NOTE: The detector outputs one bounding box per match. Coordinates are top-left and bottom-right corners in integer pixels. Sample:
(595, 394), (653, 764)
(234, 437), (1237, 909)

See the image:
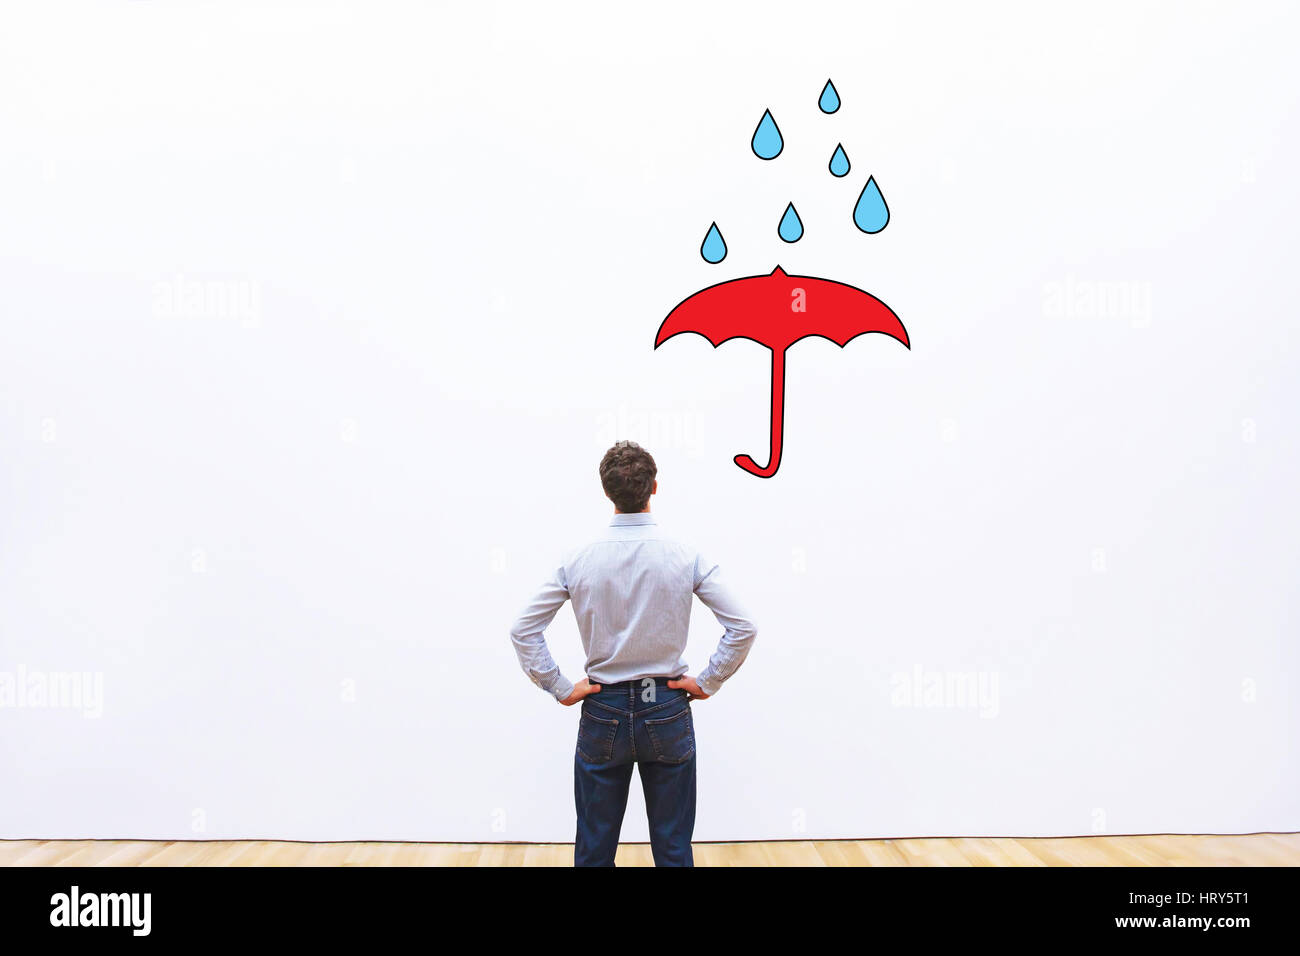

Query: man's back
(510, 513), (756, 700)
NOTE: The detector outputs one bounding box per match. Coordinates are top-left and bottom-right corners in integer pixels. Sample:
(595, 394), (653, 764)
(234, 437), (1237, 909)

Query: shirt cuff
(550, 676), (575, 702)
(697, 672), (721, 697)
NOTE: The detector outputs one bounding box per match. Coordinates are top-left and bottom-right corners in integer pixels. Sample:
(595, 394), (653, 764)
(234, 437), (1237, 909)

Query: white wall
(1, 0), (1296, 841)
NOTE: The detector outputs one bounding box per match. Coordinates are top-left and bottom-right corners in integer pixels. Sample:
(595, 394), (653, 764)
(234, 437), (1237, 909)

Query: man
(509, 440), (758, 866)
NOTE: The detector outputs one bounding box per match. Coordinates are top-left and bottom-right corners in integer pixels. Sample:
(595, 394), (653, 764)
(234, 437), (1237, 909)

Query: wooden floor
(2, 834), (1296, 866)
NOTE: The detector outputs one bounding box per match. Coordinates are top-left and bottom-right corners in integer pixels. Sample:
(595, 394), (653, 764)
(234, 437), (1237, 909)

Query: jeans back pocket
(577, 708), (619, 764)
(645, 705), (695, 765)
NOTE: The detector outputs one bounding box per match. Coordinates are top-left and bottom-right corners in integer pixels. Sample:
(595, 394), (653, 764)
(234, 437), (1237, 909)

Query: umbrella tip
(771, 264), (787, 277)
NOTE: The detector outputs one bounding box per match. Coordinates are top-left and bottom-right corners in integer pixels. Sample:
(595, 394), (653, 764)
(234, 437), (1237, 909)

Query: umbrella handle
(734, 347), (786, 478)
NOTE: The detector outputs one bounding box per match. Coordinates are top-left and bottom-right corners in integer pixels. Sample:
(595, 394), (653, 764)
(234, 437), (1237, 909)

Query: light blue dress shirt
(509, 513), (758, 702)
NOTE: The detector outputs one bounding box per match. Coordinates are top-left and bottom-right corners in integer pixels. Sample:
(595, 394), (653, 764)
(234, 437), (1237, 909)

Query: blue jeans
(574, 677), (696, 867)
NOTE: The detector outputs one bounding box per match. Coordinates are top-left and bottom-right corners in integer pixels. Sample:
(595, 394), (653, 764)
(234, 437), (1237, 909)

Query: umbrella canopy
(655, 265), (909, 477)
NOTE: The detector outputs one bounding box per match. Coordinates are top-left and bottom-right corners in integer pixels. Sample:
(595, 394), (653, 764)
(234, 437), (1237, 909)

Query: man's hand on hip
(560, 678), (601, 706)
(668, 675), (710, 700)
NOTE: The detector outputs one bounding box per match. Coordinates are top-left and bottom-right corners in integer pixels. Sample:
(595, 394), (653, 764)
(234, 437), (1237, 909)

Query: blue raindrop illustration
(829, 143), (850, 177)
(819, 79), (840, 114)
(700, 222), (727, 263)
(853, 176), (889, 233)
(751, 109), (783, 160)
(778, 202), (803, 243)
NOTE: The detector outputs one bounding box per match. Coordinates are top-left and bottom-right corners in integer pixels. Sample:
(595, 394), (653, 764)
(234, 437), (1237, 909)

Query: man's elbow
(508, 622), (532, 650)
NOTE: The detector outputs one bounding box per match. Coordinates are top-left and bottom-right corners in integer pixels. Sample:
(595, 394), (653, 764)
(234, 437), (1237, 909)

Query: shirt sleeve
(509, 562), (575, 702)
(692, 552), (758, 696)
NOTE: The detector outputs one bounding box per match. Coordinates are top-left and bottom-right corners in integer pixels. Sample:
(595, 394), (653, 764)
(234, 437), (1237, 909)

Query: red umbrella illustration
(655, 265), (909, 477)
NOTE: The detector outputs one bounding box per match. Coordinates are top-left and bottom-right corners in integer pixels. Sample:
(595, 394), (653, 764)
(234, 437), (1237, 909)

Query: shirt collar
(609, 513), (657, 527)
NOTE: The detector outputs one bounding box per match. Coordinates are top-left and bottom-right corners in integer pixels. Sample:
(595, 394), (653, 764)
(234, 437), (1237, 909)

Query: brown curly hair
(599, 441), (657, 513)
